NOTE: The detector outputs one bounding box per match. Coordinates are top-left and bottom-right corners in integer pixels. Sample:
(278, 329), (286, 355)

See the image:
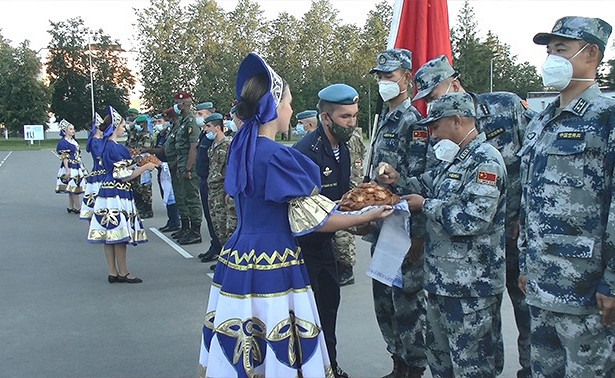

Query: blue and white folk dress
(86, 140), (147, 245)
(55, 138), (87, 194)
(200, 137), (336, 378)
(80, 137), (106, 219)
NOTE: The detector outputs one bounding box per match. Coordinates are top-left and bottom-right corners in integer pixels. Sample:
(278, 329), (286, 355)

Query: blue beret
(296, 110), (318, 120)
(318, 84), (359, 105)
(196, 102), (214, 111)
(204, 112), (223, 123)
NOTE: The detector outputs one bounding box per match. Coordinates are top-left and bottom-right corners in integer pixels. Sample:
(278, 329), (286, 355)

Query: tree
(0, 33), (49, 135)
(451, 0), (541, 98)
(136, 0), (198, 112)
(47, 17), (135, 129)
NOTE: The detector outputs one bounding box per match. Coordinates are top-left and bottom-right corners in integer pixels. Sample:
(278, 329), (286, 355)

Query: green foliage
(46, 17), (135, 130)
(451, 0), (542, 98)
(136, 0), (392, 129)
(0, 33), (49, 135)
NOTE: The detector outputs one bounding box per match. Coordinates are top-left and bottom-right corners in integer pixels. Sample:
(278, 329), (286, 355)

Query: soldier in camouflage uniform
(518, 17), (615, 377)
(334, 126), (365, 286)
(412, 55), (535, 377)
(128, 114), (155, 218)
(203, 113), (236, 248)
(369, 48), (430, 378)
(173, 92), (203, 245)
(387, 93), (507, 378)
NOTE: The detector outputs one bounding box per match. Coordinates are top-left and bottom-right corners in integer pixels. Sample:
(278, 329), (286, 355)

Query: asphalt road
(0, 149), (521, 377)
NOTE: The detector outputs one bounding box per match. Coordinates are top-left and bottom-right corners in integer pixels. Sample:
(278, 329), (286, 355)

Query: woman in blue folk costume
(80, 113), (106, 220)
(87, 106), (159, 284)
(55, 119), (88, 213)
(198, 53), (393, 378)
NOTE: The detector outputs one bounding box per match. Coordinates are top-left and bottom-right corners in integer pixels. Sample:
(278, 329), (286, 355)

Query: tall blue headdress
(58, 119), (72, 137)
(224, 52), (283, 197)
(103, 106), (123, 139)
(86, 112), (103, 153)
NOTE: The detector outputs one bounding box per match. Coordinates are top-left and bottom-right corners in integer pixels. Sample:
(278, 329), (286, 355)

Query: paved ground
(0, 150), (521, 377)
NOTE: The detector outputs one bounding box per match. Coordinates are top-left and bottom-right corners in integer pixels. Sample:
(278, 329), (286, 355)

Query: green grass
(0, 138), (88, 151)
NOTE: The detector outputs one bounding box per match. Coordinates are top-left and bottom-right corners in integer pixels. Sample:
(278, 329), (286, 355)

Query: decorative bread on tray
(338, 182), (400, 211)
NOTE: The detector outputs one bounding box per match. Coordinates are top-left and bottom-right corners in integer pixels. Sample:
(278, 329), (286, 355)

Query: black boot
(179, 222), (202, 245)
(172, 219), (190, 239)
(159, 203), (180, 232)
(338, 263), (355, 286)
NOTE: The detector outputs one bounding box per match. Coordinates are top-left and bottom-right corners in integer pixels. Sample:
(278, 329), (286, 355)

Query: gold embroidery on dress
(95, 208), (121, 227)
(217, 247), (304, 271)
(267, 310), (321, 367)
(217, 317), (266, 376)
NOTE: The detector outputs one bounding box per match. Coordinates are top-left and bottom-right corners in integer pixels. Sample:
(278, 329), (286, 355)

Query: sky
(0, 0), (614, 86)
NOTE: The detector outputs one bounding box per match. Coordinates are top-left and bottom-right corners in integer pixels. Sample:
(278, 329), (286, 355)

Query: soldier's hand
(406, 238), (424, 264)
(402, 194), (425, 212)
(144, 162), (157, 171)
(376, 162), (399, 186)
(183, 171), (192, 180)
(596, 293), (615, 326)
(518, 275), (528, 295)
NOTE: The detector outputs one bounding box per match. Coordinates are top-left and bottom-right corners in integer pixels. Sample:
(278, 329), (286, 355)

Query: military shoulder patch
(413, 130), (429, 141)
(188, 126), (193, 135)
(477, 170), (497, 186)
(557, 131), (584, 140)
(521, 100), (530, 110)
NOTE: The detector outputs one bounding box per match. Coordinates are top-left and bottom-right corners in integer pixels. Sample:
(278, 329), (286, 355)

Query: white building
(527, 89), (615, 111)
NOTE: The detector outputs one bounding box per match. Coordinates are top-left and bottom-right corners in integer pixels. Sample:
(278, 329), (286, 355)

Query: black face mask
(326, 113), (354, 143)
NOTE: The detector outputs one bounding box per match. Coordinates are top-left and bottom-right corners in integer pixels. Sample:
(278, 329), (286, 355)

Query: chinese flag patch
(521, 100), (530, 110)
(413, 130), (428, 141)
(477, 170), (497, 185)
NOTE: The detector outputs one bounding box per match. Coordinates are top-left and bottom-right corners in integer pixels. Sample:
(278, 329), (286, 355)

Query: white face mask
(433, 139), (460, 163)
(195, 116), (205, 127)
(154, 124), (163, 132)
(433, 126), (476, 162)
(378, 73), (408, 102)
(540, 44), (593, 90)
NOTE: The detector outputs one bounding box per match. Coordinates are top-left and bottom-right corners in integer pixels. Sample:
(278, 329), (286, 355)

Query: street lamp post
(87, 32), (95, 120)
(490, 58), (494, 93)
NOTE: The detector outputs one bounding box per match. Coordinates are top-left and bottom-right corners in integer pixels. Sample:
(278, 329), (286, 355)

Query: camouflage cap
(369, 48), (412, 74)
(534, 16), (612, 53)
(412, 55), (455, 101)
(418, 93), (475, 125)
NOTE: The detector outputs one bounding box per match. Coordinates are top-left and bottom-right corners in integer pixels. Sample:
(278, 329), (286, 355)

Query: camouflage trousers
(425, 293), (502, 378)
(131, 178), (152, 216)
(333, 230), (356, 267)
(372, 245), (427, 372)
(494, 238), (530, 377)
(529, 306), (615, 378)
(177, 168), (202, 223)
(208, 186), (237, 245)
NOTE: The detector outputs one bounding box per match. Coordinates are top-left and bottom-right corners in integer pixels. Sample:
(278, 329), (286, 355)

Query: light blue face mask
(164, 121), (171, 128)
(154, 124), (163, 132)
(206, 131), (216, 140)
(173, 104), (181, 115)
(296, 123), (305, 135)
(135, 124), (143, 132)
(195, 116), (205, 127)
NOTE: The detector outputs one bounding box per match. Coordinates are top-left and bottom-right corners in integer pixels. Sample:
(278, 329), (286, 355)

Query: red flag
(387, 0), (452, 116)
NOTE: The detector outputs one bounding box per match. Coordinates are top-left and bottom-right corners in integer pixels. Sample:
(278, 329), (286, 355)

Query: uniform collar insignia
(323, 166), (332, 176)
(572, 98), (589, 114)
